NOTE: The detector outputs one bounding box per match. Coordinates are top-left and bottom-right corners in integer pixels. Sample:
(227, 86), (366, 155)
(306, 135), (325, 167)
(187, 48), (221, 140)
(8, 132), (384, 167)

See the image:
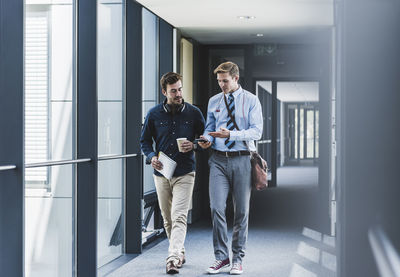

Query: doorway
(256, 81), (319, 188)
(286, 103), (319, 165)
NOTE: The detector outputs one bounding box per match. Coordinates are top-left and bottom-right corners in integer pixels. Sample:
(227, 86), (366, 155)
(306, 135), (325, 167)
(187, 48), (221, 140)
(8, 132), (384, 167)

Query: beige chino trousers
(153, 172), (195, 264)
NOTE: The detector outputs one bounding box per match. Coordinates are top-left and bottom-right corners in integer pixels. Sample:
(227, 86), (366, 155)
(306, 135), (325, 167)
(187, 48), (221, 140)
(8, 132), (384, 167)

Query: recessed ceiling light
(237, 15), (256, 20)
(256, 33), (264, 37)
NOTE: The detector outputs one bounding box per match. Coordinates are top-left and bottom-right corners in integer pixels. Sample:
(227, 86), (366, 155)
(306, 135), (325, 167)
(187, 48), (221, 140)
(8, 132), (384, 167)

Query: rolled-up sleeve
(202, 99), (216, 143)
(229, 95), (263, 141)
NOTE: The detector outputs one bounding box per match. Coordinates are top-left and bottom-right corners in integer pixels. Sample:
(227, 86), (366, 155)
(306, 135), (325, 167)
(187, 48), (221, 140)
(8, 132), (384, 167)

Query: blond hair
(213, 61), (239, 77)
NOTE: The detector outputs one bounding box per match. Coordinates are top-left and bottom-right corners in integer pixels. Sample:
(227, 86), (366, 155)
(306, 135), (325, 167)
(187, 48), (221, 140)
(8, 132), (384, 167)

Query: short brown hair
(213, 61), (239, 77)
(160, 72), (183, 91)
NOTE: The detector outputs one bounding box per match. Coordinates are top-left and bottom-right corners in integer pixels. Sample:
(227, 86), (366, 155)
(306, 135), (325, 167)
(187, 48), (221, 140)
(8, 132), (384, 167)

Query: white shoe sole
(230, 270), (243, 275)
(207, 264), (230, 274)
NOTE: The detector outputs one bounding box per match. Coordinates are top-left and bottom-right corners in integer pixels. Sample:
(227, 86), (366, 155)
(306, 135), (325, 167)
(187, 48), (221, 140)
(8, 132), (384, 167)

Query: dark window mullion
(297, 104), (300, 162)
(0, 1), (24, 276)
(271, 81), (277, 187)
(76, 0), (98, 276)
(126, 0), (143, 254)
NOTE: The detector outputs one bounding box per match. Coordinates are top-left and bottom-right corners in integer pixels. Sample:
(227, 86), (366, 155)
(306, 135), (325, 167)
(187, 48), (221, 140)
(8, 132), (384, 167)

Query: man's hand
(208, 127), (230, 138)
(180, 140), (194, 153)
(198, 135), (212, 149)
(151, 156), (163, 170)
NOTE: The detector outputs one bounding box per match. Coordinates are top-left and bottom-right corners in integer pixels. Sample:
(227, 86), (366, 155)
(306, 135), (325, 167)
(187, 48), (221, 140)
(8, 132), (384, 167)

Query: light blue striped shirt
(203, 86), (263, 152)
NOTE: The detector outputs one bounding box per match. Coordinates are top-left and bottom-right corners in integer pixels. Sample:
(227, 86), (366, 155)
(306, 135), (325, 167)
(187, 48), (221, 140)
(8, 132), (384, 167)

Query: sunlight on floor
(289, 263), (318, 277)
(297, 241), (320, 263)
(302, 227), (322, 242)
(289, 227), (337, 276)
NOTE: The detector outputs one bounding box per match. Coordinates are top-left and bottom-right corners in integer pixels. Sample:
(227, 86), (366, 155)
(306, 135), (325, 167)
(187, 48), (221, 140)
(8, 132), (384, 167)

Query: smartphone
(194, 138), (208, 143)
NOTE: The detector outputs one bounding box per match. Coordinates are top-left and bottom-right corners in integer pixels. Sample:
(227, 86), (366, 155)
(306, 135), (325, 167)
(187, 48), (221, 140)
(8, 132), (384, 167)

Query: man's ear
(162, 89), (167, 96)
(234, 75), (239, 82)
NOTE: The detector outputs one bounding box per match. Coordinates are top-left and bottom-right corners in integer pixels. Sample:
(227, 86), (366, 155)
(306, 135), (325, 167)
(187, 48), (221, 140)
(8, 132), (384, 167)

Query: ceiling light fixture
(256, 33), (264, 37)
(237, 15), (256, 20)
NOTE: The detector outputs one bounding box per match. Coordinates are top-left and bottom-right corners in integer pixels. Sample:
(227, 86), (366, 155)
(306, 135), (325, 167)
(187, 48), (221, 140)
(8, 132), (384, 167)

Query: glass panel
(255, 81), (272, 180)
(142, 8), (158, 194)
(295, 108), (298, 159)
(25, 164), (74, 277)
(97, 0), (125, 268)
(98, 102), (123, 156)
(25, 1), (75, 276)
(97, 159), (124, 267)
(142, 9), (158, 102)
(300, 108), (304, 159)
(25, 3), (74, 189)
(307, 110), (315, 158)
(276, 82), (319, 187)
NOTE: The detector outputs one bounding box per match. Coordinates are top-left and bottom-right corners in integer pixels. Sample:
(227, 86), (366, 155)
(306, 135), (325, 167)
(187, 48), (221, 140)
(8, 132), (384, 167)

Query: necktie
(225, 93), (235, 149)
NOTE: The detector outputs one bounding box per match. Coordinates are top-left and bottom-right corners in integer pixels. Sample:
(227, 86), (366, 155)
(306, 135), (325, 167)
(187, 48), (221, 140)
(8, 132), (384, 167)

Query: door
(286, 104), (319, 165)
(256, 82), (273, 183)
(276, 82), (319, 188)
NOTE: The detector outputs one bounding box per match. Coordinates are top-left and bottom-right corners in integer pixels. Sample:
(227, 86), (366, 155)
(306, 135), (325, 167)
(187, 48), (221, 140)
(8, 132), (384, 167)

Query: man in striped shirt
(198, 62), (263, 275)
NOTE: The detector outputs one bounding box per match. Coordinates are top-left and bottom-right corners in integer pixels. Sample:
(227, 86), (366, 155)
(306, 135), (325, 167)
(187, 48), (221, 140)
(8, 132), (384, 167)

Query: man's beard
(168, 99), (183, 114)
(171, 100), (182, 107)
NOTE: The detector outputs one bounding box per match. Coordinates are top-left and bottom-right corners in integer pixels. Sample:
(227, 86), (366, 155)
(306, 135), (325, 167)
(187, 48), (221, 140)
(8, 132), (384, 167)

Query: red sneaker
(206, 258), (230, 274)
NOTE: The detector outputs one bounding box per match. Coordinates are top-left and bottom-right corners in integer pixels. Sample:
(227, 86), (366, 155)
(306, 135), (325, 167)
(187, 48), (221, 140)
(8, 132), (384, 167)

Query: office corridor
(105, 169), (335, 277)
(2, 0), (400, 276)
(105, 220), (336, 277)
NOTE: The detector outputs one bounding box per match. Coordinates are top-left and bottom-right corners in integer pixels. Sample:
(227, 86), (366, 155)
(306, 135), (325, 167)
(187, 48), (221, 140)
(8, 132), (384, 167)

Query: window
(24, 2), (75, 276)
(25, 7), (50, 188)
(142, 8), (159, 194)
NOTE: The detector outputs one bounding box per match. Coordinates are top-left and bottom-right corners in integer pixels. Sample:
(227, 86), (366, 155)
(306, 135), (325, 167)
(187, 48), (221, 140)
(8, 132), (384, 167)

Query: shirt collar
(225, 85), (242, 98)
(162, 98), (186, 113)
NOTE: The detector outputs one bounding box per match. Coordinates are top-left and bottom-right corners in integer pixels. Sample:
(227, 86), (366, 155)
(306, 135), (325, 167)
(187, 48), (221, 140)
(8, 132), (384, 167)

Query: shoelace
(232, 263), (241, 270)
(211, 260), (223, 268)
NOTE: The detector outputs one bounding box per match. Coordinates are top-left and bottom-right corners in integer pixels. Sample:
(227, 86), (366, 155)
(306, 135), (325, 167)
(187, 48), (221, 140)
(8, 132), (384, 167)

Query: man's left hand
(180, 140), (194, 153)
(208, 127), (230, 138)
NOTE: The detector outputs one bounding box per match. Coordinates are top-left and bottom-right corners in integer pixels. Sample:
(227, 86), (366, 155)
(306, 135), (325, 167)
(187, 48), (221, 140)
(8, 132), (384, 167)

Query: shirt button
(173, 121), (176, 124)
(172, 132), (175, 134)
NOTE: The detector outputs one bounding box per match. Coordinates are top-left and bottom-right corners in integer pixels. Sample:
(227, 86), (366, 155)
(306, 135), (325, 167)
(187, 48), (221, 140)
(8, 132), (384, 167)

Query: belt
(213, 149), (250, 157)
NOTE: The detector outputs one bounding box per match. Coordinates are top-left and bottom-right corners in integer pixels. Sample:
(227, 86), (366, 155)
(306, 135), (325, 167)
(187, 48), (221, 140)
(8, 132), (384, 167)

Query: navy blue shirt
(140, 100), (205, 177)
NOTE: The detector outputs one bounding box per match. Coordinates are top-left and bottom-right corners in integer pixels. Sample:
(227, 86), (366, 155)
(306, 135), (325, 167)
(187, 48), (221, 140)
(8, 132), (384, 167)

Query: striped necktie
(225, 93), (235, 149)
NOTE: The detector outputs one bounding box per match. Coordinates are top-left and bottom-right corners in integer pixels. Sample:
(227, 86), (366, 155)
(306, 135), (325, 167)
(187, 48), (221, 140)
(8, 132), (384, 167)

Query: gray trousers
(208, 152), (252, 263)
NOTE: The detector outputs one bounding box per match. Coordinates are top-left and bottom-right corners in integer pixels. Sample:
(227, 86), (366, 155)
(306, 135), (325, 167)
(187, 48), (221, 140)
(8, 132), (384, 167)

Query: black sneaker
(177, 254), (186, 268)
(166, 261), (179, 274)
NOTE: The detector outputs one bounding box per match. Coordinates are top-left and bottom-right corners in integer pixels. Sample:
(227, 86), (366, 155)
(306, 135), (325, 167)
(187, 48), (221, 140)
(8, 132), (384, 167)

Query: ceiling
(257, 81), (319, 102)
(136, 0), (334, 44)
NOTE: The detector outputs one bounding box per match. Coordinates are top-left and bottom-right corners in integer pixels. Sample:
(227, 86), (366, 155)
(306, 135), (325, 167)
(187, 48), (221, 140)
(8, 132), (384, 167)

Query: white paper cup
(176, 138), (187, 152)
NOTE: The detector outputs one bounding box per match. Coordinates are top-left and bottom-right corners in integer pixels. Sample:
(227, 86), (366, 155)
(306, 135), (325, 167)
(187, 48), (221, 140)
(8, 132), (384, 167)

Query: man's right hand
(198, 135), (212, 149)
(151, 156), (163, 170)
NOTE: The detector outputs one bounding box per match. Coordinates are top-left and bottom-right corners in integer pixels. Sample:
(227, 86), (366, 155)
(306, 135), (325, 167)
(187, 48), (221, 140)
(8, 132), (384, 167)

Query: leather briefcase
(250, 151), (268, 191)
